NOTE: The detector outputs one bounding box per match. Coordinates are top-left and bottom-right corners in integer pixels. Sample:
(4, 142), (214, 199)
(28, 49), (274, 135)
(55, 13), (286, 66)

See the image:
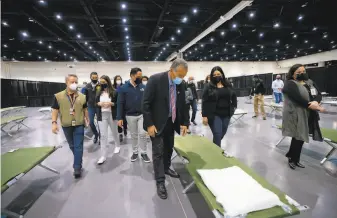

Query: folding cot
(38, 107), (52, 118)
(173, 135), (308, 218)
(1, 146), (61, 218)
(264, 102), (283, 114)
(229, 109), (247, 126)
(0, 106), (26, 117)
(275, 126), (337, 164)
(1, 116), (29, 137)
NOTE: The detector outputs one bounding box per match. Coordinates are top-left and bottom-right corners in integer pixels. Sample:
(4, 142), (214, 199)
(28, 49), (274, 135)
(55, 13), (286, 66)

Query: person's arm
(116, 87), (126, 120)
(260, 82), (266, 95)
(283, 81), (310, 108)
(312, 81), (322, 103)
(231, 91), (238, 108)
(201, 85), (210, 117)
(272, 81), (277, 92)
(51, 96), (59, 121)
(142, 76), (155, 128)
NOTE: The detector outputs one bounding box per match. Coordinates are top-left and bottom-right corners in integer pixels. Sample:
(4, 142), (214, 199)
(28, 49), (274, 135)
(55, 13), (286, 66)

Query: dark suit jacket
(142, 71), (189, 135)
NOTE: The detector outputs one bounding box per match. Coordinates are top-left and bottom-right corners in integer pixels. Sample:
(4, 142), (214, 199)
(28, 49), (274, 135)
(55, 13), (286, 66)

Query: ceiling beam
(147, 0), (170, 49)
(80, 0), (119, 60)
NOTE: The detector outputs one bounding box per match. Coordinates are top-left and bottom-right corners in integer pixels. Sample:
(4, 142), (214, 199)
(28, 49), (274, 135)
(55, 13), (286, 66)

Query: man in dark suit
(142, 59), (189, 199)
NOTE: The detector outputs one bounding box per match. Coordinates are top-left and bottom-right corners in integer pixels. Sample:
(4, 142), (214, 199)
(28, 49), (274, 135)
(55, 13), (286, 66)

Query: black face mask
(91, 79), (98, 84)
(212, 76), (222, 83)
(101, 83), (108, 89)
(296, 73), (308, 81)
(134, 77), (142, 85)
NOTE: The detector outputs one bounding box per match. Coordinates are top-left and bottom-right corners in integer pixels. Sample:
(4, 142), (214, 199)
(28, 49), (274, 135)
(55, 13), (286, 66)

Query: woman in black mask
(202, 66), (237, 147)
(282, 64), (325, 169)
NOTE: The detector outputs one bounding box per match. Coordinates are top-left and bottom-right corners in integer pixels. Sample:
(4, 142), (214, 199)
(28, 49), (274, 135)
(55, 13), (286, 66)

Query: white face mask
(142, 81), (148, 85)
(116, 80), (121, 85)
(69, 83), (78, 91)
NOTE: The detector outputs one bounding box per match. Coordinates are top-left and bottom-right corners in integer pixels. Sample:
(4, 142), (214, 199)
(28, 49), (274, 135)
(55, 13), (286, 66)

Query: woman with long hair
(96, 75), (120, 164)
(282, 64), (325, 169)
(113, 75), (128, 141)
(202, 66), (237, 147)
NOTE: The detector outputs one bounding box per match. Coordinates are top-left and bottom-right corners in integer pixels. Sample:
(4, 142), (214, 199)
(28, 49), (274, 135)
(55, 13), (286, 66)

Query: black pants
(185, 103), (191, 128)
(151, 118), (174, 184)
(286, 138), (304, 163)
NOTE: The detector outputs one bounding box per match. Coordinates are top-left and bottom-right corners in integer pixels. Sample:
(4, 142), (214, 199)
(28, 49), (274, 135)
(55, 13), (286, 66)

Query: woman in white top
(95, 75), (120, 165)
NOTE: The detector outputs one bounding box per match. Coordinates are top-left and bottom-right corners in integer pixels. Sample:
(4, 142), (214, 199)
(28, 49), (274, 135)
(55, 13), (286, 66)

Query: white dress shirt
(272, 79), (284, 93)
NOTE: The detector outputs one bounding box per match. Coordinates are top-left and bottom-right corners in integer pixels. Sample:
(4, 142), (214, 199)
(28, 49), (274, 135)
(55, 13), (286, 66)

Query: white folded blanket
(197, 166), (283, 217)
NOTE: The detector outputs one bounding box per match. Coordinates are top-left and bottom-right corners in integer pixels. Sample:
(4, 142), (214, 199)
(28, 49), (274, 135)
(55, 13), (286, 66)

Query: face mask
(277, 78), (280, 80)
(142, 81), (148, 85)
(69, 83), (77, 91)
(173, 77), (183, 85)
(101, 83), (108, 89)
(189, 80), (194, 84)
(91, 79), (98, 84)
(134, 77), (142, 85)
(212, 76), (222, 83)
(296, 73), (308, 81)
(116, 80), (121, 85)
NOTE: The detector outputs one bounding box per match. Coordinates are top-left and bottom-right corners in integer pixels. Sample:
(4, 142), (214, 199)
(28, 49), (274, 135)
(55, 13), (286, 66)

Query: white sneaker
(97, 156), (106, 165)
(114, 147), (121, 154)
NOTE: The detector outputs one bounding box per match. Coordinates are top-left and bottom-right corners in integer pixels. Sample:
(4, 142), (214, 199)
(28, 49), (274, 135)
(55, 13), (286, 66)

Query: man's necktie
(170, 84), (176, 123)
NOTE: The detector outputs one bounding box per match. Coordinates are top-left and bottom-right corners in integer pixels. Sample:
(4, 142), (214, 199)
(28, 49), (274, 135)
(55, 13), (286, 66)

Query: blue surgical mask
(173, 77), (183, 85)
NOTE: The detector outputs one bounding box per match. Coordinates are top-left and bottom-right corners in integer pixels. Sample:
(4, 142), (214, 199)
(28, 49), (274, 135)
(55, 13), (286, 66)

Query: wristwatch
(52, 121), (57, 124)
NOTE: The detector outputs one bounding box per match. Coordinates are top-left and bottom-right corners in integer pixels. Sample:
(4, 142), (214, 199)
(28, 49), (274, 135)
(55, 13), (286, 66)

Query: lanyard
(66, 93), (77, 109)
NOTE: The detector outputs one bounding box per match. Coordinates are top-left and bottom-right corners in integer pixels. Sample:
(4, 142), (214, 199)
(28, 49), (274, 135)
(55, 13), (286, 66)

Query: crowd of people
(51, 59), (325, 199)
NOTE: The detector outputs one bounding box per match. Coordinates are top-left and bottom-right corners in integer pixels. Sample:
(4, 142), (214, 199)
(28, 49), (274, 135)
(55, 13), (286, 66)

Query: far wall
(1, 61), (283, 84)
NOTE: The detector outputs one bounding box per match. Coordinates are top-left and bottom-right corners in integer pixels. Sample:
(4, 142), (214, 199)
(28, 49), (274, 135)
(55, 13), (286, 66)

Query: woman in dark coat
(282, 64), (325, 169)
(202, 66), (237, 147)
(113, 75), (128, 141)
(96, 75), (120, 165)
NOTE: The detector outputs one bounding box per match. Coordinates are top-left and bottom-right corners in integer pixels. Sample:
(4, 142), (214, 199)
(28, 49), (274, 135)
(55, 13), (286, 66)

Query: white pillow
(197, 166), (283, 217)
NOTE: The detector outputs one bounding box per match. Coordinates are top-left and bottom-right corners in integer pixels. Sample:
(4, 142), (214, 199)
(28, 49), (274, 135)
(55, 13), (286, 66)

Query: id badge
(70, 108), (74, 115)
(71, 120), (76, 126)
(310, 88), (317, 96)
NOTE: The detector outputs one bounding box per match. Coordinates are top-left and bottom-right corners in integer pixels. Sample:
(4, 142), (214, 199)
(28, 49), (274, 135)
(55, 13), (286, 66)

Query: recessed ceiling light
(297, 50), (300, 53)
(251, 48), (254, 52)
(232, 23), (237, 29)
(259, 32), (264, 37)
(276, 40), (280, 44)
(221, 31), (225, 36)
(124, 27), (128, 31)
(21, 31), (28, 37)
(56, 14), (62, 20)
(122, 18), (127, 23)
(319, 49), (322, 52)
(57, 50), (60, 53)
(275, 49), (278, 52)
(177, 29), (181, 34)
(194, 48), (197, 51)
(77, 34), (81, 38)
(249, 12), (255, 18)
(189, 51), (191, 54)
(304, 40), (308, 43)
(127, 48), (129, 50)
(89, 46), (92, 49)
(126, 43), (129, 46)
(94, 51), (97, 53)
(163, 47), (166, 50)
(126, 35), (129, 39)
(3, 44), (8, 48)
(323, 34), (328, 38)
(260, 45), (264, 49)
(293, 34), (297, 38)
(38, 56), (41, 59)
(298, 15), (303, 20)
(273, 22), (280, 28)
(310, 45), (314, 49)
(182, 16), (188, 23)
(166, 43), (169, 47)
(64, 53), (67, 56)
(69, 25), (74, 30)
(232, 45), (235, 48)
(193, 8), (198, 14)
(48, 45), (52, 49)
(28, 52), (31, 56)
(38, 40), (43, 44)
(2, 21), (8, 26)
(210, 38), (214, 42)
(234, 54), (236, 57)
(224, 48), (227, 51)
(171, 37), (175, 41)
(121, 3), (127, 9)
(38, 0), (46, 4)
(331, 41), (335, 44)
(312, 27), (317, 31)
(200, 44), (204, 47)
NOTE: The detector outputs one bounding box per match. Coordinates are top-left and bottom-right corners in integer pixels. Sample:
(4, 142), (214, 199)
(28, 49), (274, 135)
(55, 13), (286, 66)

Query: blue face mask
(173, 77), (183, 85)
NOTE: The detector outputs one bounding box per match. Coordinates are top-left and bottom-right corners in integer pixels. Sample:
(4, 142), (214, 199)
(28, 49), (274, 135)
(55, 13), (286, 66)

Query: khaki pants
(254, 94), (266, 117)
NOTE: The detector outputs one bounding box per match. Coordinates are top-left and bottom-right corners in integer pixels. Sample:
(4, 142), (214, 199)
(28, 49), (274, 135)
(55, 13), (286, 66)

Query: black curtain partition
(306, 65), (337, 96)
(1, 79), (66, 108)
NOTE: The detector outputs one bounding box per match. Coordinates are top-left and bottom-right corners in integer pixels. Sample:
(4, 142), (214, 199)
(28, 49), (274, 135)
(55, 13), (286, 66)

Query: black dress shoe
(165, 168), (180, 178)
(93, 136), (99, 144)
(288, 162), (296, 170)
(73, 168), (82, 179)
(157, 182), (167, 199)
(296, 162), (305, 168)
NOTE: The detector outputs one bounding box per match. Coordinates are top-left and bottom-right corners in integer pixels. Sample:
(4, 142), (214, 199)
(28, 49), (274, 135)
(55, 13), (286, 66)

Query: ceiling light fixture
(38, 40), (43, 44)
(38, 0), (46, 5)
(304, 40), (308, 43)
(193, 8), (198, 14)
(232, 45), (235, 48)
(122, 18), (127, 23)
(182, 16), (188, 23)
(124, 27), (128, 31)
(48, 45), (52, 49)
(293, 34), (297, 38)
(177, 29), (181, 34)
(276, 40), (280, 44)
(77, 34), (81, 38)
(200, 44), (204, 47)
(89, 46), (92, 49)
(166, 43), (169, 47)
(171, 37), (175, 41)
(21, 31), (29, 37)
(126, 35), (129, 39)
(298, 15), (303, 20)
(273, 22), (280, 28)
(85, 42), (88, 45)
(312, 27), (317, 31)
(69, 25), (74, 30)
(121, 3), (127, 9)
(2, 21), (8, 26)
(56, 14), (62, 20)
(259, 32), (264, 37)
(38, 56), (41, 59)
(28, 52), (31, 56)
(3, 44), (8, 48)
(249, 12), (255, 18)
(232, 23), (237, 29)
(57, 50), (60, 53)
(323, 34), (328, 38)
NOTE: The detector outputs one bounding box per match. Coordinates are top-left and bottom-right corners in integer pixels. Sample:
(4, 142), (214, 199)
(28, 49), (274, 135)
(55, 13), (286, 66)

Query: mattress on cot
(1, 146), (56, 193)
(320, 129), (337, 144)
(1, 116), (26, 126)
(174, 136), (300, 218)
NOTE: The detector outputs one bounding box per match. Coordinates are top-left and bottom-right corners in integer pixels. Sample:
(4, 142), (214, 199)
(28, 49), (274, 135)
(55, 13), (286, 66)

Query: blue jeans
(209, 116), (230, 147)
(190, 99), (198, 122)
(62, 125), (84, 169)
(88, 107), (99, 138)
(274, 92), (283, 103)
